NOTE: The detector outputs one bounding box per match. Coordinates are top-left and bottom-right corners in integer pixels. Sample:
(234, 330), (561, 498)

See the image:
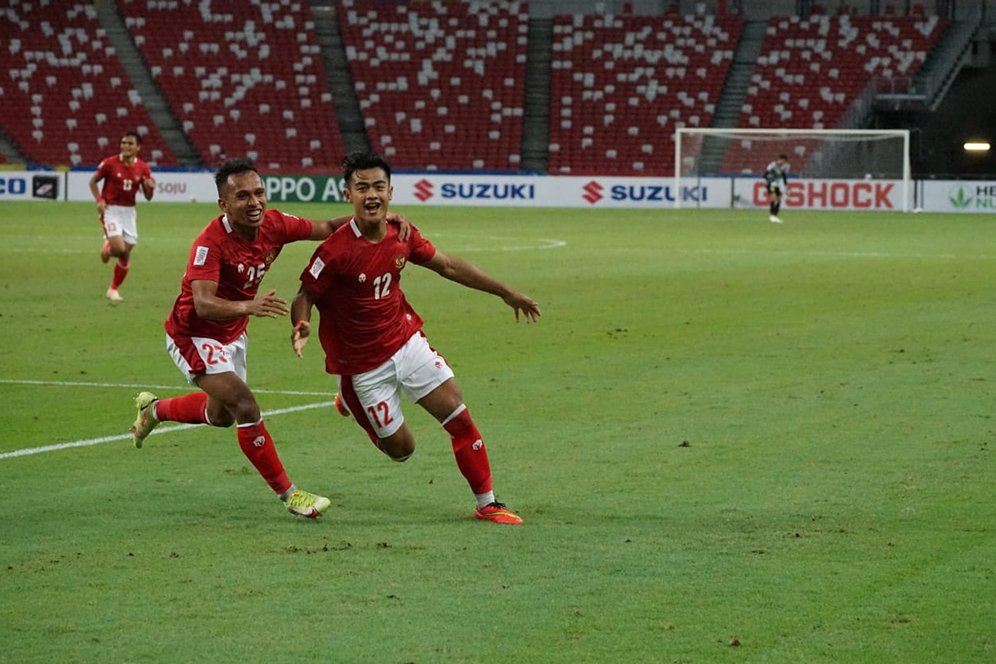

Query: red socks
(155, 396), (291, 496)
(154, 392), (208, 424)
(236, 420), (292, 495)
(442, 406), (493, 494)
(111, 257), (130, 289)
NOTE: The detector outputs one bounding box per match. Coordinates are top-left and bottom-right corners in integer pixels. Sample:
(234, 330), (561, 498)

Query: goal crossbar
(674, 128), (912, 212)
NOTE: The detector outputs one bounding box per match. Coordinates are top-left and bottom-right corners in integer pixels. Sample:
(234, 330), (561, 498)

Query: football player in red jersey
(89, 131), (156, 302)
(128, 157), (409, 519)
(290, 151), (541, 525)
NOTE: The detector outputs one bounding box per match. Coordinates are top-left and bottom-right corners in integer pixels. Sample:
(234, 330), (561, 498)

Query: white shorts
(102, 205), (138, 245)
(166, 332), (249, 384)
(339, 332), (455, 439)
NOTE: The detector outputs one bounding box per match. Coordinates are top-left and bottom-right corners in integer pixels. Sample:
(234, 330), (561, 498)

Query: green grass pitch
(1, 201), (994, 662)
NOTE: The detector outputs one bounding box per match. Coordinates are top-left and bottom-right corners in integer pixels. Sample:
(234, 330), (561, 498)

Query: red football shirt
(165, 210), (313, 344)
(94, 155), (152, 206)
(300, 219), (437, 375)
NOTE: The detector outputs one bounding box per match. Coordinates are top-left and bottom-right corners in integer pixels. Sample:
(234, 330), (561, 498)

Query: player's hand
(142, 177), (156, 198)
(503, 291), (541, 324)
(291, 319), (310, 358)
(247, 289), (289, 318)
(387, 211), (412, 241)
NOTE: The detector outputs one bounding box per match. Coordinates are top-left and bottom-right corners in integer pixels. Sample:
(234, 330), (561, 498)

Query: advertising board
(5, 171), (990, 216)
(919, 180), (996, 214)
(0, 171), (62, 201)
(66, 171), (217, 203)
(389, 174), (733, 208)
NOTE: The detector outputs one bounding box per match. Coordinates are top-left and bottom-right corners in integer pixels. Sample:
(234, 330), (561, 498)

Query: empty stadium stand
(722, 13), (947, 173)
(0, 1), (958, 179)
(337, 0), (528, 172)
(548, 13), (743, 177)
(116, 0), (345, 170)
(0, 1), (174, 167)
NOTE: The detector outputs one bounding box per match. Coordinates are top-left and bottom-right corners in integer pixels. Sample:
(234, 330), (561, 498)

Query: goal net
(674, 128), (912, 211)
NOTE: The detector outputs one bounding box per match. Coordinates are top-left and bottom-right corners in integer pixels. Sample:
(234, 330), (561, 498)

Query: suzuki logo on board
(414, 179), (434, 202)
(582, 180), (604, 205)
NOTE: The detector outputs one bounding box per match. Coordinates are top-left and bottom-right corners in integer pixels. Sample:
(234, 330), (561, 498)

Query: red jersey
(165, 210), (313, 344)
(94, 154), (152, 206)
(300, 220), (436, 375)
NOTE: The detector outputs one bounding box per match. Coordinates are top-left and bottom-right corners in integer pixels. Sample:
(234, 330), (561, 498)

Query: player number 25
(242, 263), (267, 289)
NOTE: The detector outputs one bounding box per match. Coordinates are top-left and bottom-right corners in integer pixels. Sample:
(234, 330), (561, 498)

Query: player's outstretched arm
(422, 251), (541, 323)
(290, 286), (315, 358)
(501, 290), (542, 324)
(192, 281), (289, 320)
(309, 211), (412, 241)
(308, 216), (350, 240)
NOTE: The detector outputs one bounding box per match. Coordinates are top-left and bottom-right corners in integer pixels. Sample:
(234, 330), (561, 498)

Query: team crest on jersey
(265, 250), (277, 265)
(358, 273), (367, 283)
(395, 256), (406, 270)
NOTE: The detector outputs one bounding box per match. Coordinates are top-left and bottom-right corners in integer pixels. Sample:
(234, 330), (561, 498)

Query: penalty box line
(0, 402), (333, 462)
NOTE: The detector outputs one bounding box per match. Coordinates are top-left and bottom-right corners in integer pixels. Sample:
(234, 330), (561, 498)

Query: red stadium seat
(548, 13), (743, 177)
(338, 0), (528, 172)
(117, 0), (345, 170)
(723, 13), (947, 173)
(0, 3), (175, 166)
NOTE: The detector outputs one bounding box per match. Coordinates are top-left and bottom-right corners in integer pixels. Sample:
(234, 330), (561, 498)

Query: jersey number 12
(373, 273), (392, 299)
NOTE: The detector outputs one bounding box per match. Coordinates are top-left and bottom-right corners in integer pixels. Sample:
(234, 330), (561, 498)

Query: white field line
(1, 378), (332, 461)
(675, 247), (970, 260)
(0, 401), (330, 461)
(423, 234), (985, 260)
(497, 238), (566, 251)
(420, 234), (566, 252)
(0, 378), (329, 397)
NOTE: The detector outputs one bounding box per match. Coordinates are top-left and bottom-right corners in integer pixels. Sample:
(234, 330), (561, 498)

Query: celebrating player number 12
(292, 151), (541, 526)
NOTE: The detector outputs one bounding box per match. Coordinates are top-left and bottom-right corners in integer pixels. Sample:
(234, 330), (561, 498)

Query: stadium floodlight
(674, 128), (912, 212)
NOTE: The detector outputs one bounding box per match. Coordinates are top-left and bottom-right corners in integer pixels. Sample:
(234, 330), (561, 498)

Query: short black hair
(778, 154), (789, 160)
(121, 130), (142, 145)
(342, 151), (391, 186)
(215, 157), (259, 195)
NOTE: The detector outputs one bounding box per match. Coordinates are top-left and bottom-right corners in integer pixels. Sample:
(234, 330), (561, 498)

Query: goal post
(674, 128), (912, 212)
